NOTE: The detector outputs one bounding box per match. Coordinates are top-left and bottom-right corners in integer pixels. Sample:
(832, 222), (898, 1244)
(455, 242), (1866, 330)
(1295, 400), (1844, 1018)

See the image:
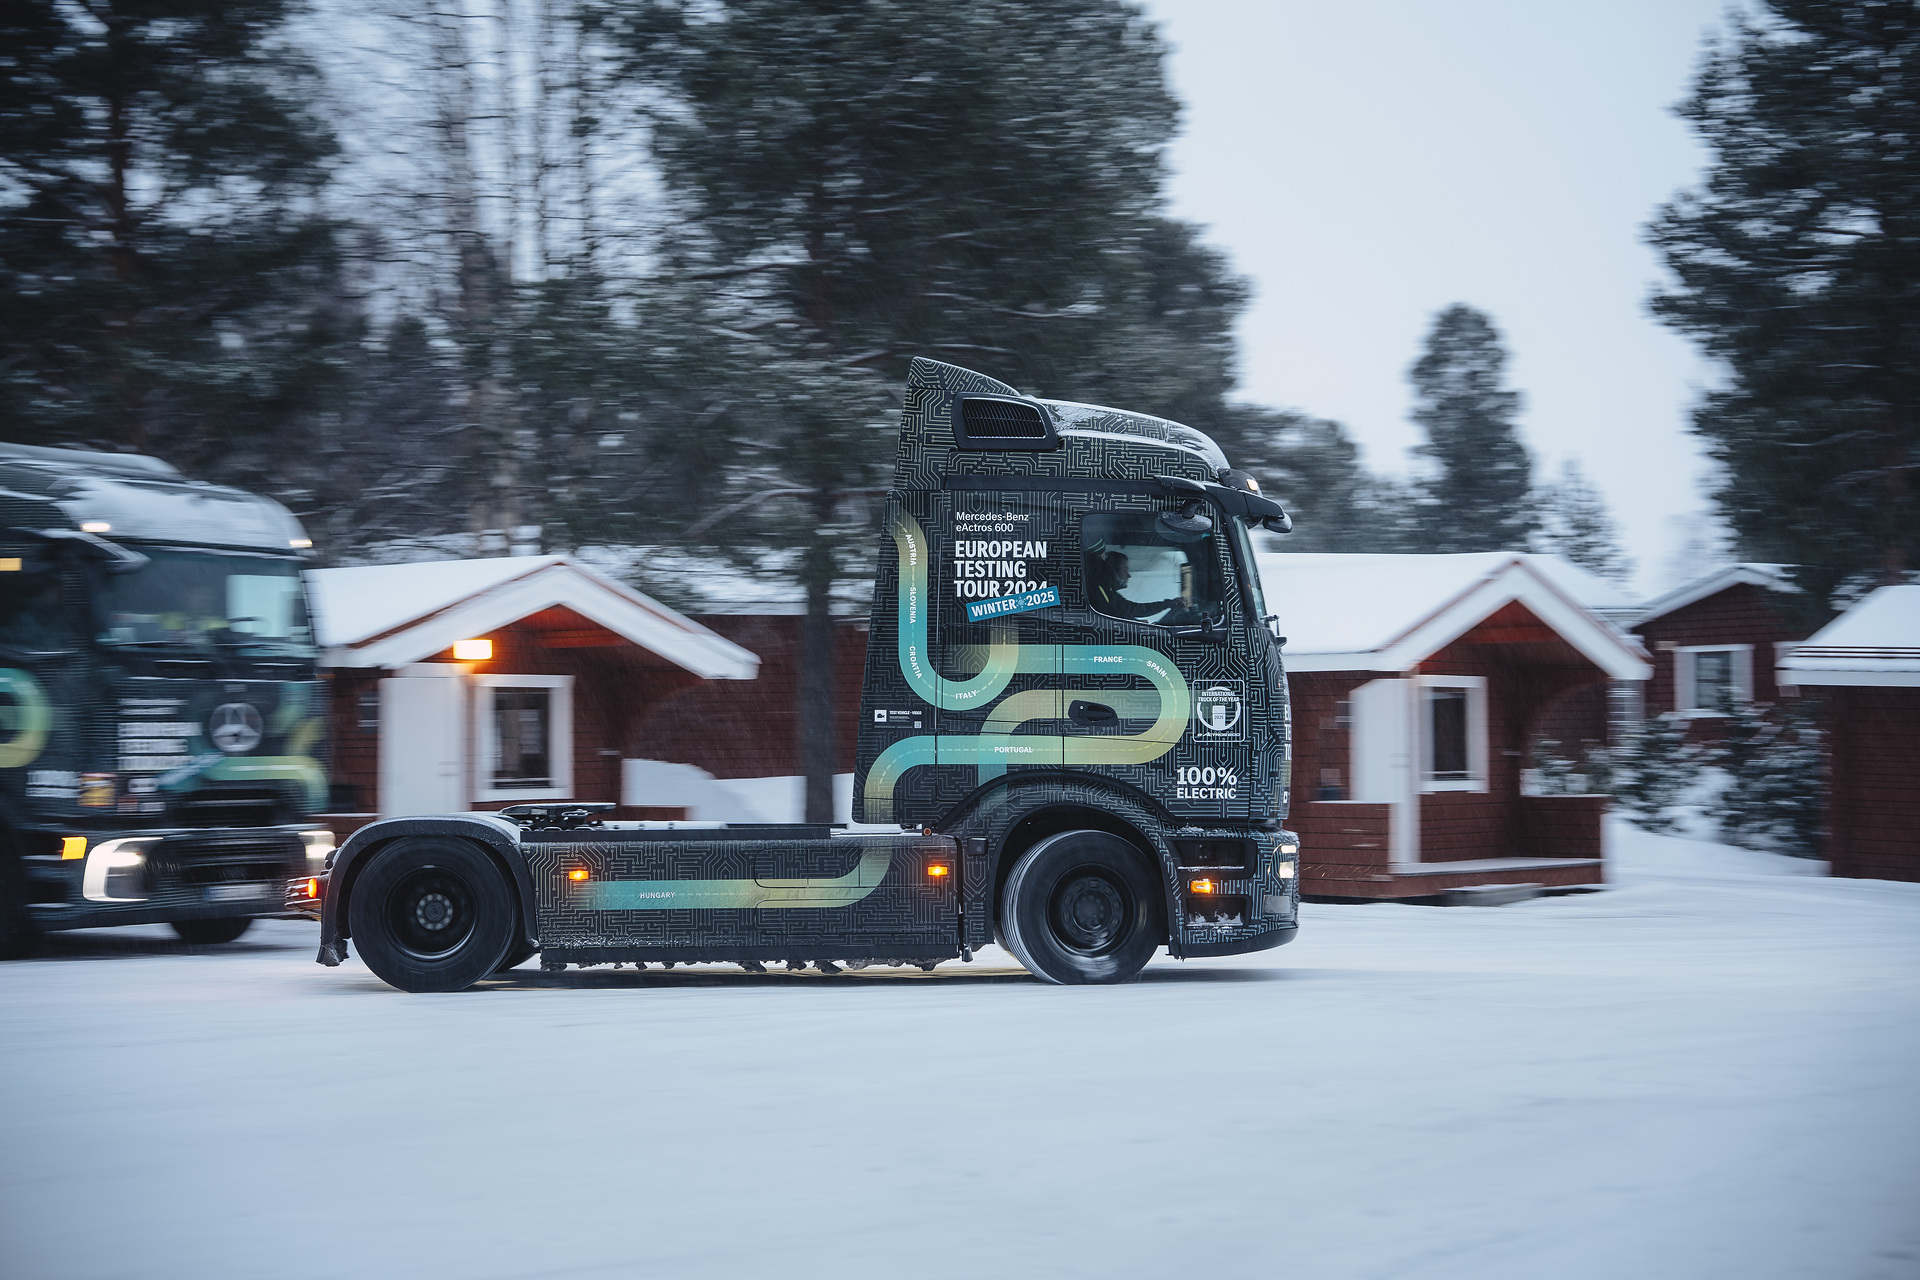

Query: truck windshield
(1225, 516), (1267, 622)
(94, 549), (314, 655)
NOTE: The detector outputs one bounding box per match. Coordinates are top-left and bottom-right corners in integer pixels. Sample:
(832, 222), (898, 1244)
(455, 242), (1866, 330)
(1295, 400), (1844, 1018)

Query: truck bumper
(1179, 922), (1298, 957)
(23, 826), (315, 932)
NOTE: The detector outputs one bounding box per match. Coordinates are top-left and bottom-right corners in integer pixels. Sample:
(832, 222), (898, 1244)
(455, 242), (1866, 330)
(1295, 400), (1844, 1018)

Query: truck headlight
(301, 829), (336, 870)
(82, 837), (161, 902)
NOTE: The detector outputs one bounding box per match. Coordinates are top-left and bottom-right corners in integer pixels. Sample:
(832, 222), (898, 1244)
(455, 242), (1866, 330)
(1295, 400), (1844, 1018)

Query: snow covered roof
(1776, 584), (1920, 687)
(574, 546), (874, 617)
(306, 555), (759, 678)
(1632, 563), (1798, 627)
(1256, 551), (1652, 680)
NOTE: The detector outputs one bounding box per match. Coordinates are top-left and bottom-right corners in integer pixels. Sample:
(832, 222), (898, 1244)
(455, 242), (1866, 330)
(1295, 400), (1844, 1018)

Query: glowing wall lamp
(453, 638), (493, 661)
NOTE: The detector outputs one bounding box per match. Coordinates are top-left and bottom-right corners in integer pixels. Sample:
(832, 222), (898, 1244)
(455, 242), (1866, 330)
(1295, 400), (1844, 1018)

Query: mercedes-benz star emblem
(209, 703), (264, 754)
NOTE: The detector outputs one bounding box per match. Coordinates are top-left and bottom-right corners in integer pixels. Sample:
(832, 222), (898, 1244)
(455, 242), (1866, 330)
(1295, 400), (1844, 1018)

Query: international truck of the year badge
(1192, 682), (1245, 741)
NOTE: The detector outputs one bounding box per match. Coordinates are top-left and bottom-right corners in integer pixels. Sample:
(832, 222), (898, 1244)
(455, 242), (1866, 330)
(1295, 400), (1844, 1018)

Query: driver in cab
(1088, 550), (1183, 623)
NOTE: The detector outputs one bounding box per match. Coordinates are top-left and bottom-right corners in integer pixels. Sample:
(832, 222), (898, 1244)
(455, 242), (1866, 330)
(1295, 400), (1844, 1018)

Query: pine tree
(609, 0), (1243, 819)
(1221, 405), (1425, 552)
(0, 0), (342, 472)
(1407, 304), (1537, 552)
(1711, 698), (1826, 856)
(1649, 0), (1920, 606)
(1535, 459), (1635, 582)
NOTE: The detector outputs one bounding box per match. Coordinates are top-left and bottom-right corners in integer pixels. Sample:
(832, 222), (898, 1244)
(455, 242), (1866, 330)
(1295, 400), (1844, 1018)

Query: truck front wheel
(1000, 830), (1163, 985)
(348, 837), (516, 992)
(171, 918), (252, 946)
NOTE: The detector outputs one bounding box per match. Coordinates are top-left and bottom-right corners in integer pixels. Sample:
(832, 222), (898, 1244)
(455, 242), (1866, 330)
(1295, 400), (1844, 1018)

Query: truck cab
(304, 360), (1298, 991)
(0, 443), (331, 955)
(853, 359), (1297, 969)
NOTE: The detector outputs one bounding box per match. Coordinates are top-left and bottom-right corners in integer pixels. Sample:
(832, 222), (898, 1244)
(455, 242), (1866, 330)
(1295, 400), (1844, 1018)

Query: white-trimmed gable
(1257, 552), (1650, 680)
(1631, 563), (1798, 627)
(308, 556), (758, 679)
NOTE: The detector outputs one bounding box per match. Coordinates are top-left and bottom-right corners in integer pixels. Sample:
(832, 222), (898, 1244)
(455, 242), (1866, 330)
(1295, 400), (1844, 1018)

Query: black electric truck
(299, 359), (1299, 990)
(0, 443), (331, 955)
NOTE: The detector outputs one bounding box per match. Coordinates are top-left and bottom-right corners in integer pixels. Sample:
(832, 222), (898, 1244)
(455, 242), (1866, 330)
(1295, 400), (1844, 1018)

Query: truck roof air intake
(955, 395), (1058, 450)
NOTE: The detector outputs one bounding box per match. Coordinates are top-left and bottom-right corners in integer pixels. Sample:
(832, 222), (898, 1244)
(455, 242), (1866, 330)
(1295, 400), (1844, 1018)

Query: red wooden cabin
(1257, 552), (1651, 900)
(1778, 585), (1920, 883)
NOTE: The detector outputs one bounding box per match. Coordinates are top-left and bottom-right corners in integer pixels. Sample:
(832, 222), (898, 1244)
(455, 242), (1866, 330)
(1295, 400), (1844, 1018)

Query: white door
(1348, 676), (1418, 864)
(378, 666), (467, 815)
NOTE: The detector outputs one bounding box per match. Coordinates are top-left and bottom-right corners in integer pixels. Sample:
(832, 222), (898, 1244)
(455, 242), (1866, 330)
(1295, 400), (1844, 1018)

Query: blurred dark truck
(0, 443), (332, 957)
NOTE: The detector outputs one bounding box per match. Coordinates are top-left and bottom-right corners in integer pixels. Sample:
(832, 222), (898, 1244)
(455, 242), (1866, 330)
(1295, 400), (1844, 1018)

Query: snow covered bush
(1606, 713), (1705, 833)
(1711, 702), (1825, 858)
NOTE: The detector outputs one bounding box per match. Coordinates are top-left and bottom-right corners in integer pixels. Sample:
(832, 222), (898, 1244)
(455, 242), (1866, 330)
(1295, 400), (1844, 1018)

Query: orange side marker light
(60, 836), (87, 860)
(567, 867), (590, 882)
(303, 878), (320, 899)
(1189, 878), (1215, 895)
(927, 863), (950, 878)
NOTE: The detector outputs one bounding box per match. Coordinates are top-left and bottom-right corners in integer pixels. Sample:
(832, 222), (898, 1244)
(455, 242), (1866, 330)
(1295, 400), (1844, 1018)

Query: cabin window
(1080, 511), (1227, 629)
(1418, 676), (1487, 792)
(1675, 645), (1752, 715)
(472, 674), (573, 801)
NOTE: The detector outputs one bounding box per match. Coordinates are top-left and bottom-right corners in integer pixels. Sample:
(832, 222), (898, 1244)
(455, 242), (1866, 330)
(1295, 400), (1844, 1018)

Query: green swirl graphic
(204, 755), (328, 808)
(862, 516), (1194, 820)
(0, 668), (52, 769)
(580, 840), (894, 911)
(890, 510), (1018, 709)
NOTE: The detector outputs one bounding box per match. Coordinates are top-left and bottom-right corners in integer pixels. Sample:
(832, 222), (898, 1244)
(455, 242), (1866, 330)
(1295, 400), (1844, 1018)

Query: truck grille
(148, 836), (303, 889)
(169, 785), (288, 828)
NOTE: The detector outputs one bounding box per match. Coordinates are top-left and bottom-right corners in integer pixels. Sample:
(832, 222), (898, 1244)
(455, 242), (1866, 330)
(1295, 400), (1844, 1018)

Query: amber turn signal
(1189, 878), (1215, 895)
(303, 878), (320, 899)
(567, 867), (590, 882)
(60, 836), (87, 860)
(927, 863), (950, 878)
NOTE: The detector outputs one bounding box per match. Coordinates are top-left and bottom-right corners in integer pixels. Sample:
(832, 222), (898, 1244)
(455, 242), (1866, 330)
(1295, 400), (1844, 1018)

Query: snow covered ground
(4, 818), (1917, 1280)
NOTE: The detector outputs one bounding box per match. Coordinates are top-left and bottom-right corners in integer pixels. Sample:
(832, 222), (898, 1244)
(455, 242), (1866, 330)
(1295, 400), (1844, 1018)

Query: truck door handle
(1068, 700), (1118, 725)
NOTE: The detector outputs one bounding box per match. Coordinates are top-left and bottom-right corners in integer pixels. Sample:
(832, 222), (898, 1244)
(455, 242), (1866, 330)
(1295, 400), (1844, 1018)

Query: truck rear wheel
(171, 917), (252, 946)
(348, 837), (515, 992)
(494, 940), (537, 973)
(1000, 830), (1163, 985)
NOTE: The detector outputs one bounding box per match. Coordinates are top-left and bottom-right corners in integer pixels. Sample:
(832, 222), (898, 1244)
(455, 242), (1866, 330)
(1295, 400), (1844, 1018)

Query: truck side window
(1082, 512), (1226, 628)
(0, 565), (75, 652)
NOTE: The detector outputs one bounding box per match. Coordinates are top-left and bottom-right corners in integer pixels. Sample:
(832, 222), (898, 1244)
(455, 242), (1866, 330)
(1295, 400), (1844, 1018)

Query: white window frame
(1774, 641), (1800, 698)
(472, 674), (573, 802)
(1416, 675), (1488, 793)
(1674, 645), (1752, 717)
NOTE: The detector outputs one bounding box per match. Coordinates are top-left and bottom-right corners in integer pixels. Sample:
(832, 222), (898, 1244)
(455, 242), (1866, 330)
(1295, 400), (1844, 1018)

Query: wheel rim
(384, 864), (477, 960)
(1048, 865), (1133, 956)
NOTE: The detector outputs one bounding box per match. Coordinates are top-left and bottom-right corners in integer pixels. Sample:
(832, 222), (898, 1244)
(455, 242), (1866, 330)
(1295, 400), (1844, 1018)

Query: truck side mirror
(1158, 501), (1212, 541)
(1170, 615), (1229, 645)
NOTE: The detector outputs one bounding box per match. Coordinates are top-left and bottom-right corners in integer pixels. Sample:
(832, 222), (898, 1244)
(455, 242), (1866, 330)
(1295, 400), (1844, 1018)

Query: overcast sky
(1139, 0), (1740, 593)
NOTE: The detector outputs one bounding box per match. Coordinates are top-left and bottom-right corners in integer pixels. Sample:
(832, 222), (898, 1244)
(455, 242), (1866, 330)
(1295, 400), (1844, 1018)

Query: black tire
(1000, 830), (1164, 985)
(0, 824), (44, 961)
(348, 837), (515, 992)
(170, 917), (252, 946)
